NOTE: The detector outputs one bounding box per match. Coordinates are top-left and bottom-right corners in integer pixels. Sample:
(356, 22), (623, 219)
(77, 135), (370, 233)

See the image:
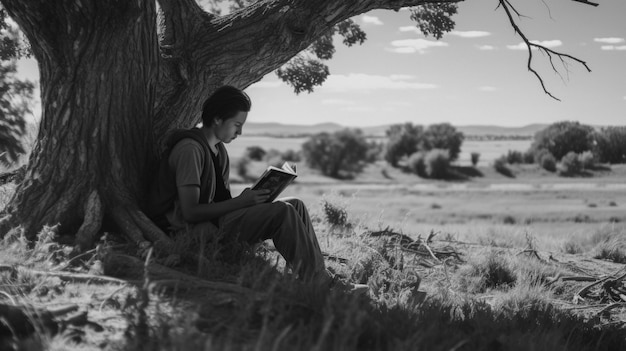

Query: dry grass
(2, 159), (626, 349)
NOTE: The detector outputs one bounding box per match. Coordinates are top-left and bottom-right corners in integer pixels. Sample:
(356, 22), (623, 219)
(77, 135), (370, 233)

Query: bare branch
(571, 0), (599, 7)
(498, 0), (592, 101)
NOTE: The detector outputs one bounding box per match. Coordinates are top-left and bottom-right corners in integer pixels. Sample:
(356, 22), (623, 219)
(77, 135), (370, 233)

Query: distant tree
(470, 152), (480, 167)
(423, 123), (464, 161)
(407, 151), (426, 177)
(559, 151), (582, 176)
(384, 123), (425, 167)
(244, 146), (266, 161)
(536, 150), (557, 172)
(530, 121), (595, 160)
(594, 127), (626, 164)
(302, 128), (370, 178)
(424, 149), (450, 179)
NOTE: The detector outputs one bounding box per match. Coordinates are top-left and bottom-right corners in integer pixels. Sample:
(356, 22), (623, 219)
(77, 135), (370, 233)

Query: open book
(251, 162), (298, 202)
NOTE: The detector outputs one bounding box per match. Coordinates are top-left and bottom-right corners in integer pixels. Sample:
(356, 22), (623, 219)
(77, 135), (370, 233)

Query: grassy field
(1, 140), (626, 350)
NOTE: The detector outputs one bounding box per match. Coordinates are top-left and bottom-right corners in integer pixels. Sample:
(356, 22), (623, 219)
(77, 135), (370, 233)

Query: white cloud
(594, 37), (625, 44)
(362, 15), (383, 25)
(479, 86), (497, 92)
(399, 26), (419, 34)
(477, 45), (495, 51)
(601, 45), (626, 51)
(322, 73), (438, 92)
(388, 38), (449, 54)
(448, 30), (491, 38)
(506, 40), (562, 50)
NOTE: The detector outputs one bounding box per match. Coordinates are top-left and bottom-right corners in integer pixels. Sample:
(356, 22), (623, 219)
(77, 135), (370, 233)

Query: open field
(228, 136), (533, 165)
(2, 143), (626, 350)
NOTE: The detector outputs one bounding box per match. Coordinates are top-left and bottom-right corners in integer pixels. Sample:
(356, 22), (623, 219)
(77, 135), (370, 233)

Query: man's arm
(177, 185), (270, 223)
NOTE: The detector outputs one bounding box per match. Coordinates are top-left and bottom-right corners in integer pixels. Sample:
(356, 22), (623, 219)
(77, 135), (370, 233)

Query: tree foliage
(594, 127), (626, 164)
(202, 1), (457, 94)
(384, 123), (425, 167)
(301, 128), (371, 179)
(530, 121), (595, 161)
(423, 123), (464, 161)
(385, 122), (464, 166)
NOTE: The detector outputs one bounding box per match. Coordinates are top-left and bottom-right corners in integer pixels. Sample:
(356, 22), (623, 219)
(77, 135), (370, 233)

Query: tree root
(104, 253), (259, 295)
(75, 190), (104, 252)
(0, 264), (130, 285)
(109, 206), (176, 260)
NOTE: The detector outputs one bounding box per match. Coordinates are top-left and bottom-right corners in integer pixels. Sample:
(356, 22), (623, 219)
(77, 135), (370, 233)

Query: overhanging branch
(497, 0), (592, 101)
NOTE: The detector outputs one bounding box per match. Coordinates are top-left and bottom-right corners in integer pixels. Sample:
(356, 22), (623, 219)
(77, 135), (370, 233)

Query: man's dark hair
(201, 85), (252, 126)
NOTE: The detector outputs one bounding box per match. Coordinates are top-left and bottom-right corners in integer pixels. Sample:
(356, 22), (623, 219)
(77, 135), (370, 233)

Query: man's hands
(237, 188), (271, 206)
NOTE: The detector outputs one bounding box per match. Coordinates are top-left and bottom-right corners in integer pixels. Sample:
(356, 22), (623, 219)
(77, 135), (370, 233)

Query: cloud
(477, 45), (496, 51)
(322, 73), (438, 92)
(362, 15), (383, 25)
(479, 86), (497, 92)
(506, 40), (563, 50)
(448, 30), (491, 38)
(594, 37), (625, 44)
(399, 26), (419, 34)
(399, 28), (492, 39)
(388, 38), (449, 54)
(601, 45), (626, 51)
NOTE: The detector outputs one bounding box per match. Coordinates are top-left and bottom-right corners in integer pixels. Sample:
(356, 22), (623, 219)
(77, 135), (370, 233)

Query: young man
(148, 86), (367, 293)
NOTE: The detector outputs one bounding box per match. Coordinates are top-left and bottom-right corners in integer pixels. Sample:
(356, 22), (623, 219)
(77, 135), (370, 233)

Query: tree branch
(497, 0), (592, 101)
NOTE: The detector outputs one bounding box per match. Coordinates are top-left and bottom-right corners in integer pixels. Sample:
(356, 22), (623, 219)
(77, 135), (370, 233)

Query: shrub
(493, 155), (512, 176)
(424, 149), (450, 179)
(384, 123), (425, 167)
(538, 151), (556, 172)
(244, 146), (266, 161)
(302, 129), (371, 178)
(281, 149), (301, 162)
(578, 151), (595, 170)
(423, 123), (465, 161)
(502, 215), (516, 225)
(506, 150), (524, 164)
(593, 126), (626, 163)
(459, 252), (516, 293)
(407, 151), (426, 176)
(559, 151), (582, 176)
(522, 150), (535, 164)
(321, 199), (350, 228)
(530, 121), (595, 160)
(470, 152), (480, 166)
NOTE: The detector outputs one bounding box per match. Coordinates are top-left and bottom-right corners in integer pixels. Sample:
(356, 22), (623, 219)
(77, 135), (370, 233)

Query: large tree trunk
(0, 0), (444, 252)
(0, 0), (170, 251)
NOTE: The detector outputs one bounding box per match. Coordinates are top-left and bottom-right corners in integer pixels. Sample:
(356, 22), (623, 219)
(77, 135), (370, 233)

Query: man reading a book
(148, 86), (366, 293)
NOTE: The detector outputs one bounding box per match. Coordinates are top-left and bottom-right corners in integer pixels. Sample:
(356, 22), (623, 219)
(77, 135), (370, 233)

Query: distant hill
(244, 122), (549, 138)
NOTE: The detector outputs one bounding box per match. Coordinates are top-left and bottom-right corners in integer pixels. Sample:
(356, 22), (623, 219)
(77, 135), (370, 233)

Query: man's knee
(280, 197), (304, 209)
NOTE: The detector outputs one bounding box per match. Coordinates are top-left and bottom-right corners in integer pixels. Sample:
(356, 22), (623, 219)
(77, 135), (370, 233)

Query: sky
(16, 0), (626, 128)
